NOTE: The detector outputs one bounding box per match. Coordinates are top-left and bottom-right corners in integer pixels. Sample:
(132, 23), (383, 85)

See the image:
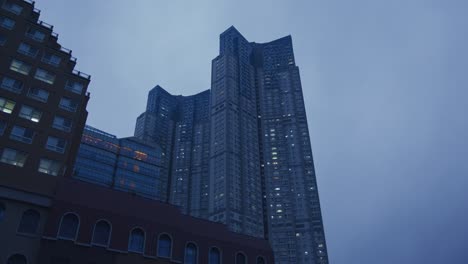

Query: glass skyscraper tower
(136, 26), (328, 264)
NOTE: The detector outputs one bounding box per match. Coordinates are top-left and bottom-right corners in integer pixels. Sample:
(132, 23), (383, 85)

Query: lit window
(17, 42), (39, 58)
(128, 228), (145, 253)
(26, 27), (46, 42)
(19, 105), (42, 123)
(9, 59), (31, 75)
(17, 209), (40, 234)
(65, 80), (84, 94)
(45, 136), (67, 153)
(0, 148), (27, 167)
(0, 97), (16, 114)
(185, 243), (198, 264)
(0, 16), (15, 29)
(38, 158), (63, 176)
(2, 2), (23, 14)
(58, 213), (79, 240)
(34, 68), (55, 84)
(52, 116), (72, 132)
(10, 126), (35, 144)
(92, 220), (111, 247)
(42, 52), (61, 67)
(1, 76), (23, 94)
(158, 234), (172, 258)
(59, 97), (78, 112)
(27, 87), (49, 102)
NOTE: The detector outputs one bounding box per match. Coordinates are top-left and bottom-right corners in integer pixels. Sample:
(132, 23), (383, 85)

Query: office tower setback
(73, 125), (168, 201)
(136, 26), (329, 263)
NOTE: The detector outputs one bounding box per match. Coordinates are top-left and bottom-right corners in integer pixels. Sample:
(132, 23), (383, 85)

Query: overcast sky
(36, 0), (467, 263)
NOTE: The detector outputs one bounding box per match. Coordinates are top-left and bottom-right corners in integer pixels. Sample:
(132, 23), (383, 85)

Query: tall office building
(135, 87), (211, 217)
(136, 26), (329, 263)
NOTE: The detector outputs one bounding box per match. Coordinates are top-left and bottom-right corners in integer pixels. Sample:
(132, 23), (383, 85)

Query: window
(0, 120), (6, 135)
(128, 228), (145, 253)
(92, 220), (111, 247)
(58, 213), (79, 240)
(42, 53), (61, 67)
(0, 148), (27, 167)
(10, 126), (34, 144)
(38, 158), (63, 176)
(10, 59), (31, 75)
(2, 2), (23, 15)
(0, 202), (5, 221)
(184, 243), (198, 264)
(1, 76), (23, 93)
(17, 42), (39, 58)
(6, 254), (27, 264)
(17, 209), (40, 234)
(59, 97), (78, 112)
(34, 68), (55, 84)
(0, 16), (15, 29)
(19, 105), (42, 123)
(65, 80), (84, 94)
(0, 33), (6, 45)
(27, 87), (49, 102)
(26, 27), (46, 42)
(209, 247), (221, 264)
(256, 257), (266, 264)
(158, 234), (172, 258)
(0, 97), (15, 114)
(52, 116), (72, 132)
(236, 253), (246, 264)
(46, 136), (67, 153)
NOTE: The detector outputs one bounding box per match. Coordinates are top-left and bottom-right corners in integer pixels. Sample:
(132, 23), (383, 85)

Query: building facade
(73, 125), (168, 202)
(0, 0), (90, 263)
(136, 27), (329, 263)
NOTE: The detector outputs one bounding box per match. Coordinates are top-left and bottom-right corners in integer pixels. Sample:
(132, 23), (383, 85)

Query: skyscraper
(136, 26), (328, 264)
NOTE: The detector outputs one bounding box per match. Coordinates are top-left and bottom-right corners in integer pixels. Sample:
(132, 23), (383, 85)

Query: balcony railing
(37, 20), (53, 30)
(60, 46), (72, 54)
(73, 70), (91, 80)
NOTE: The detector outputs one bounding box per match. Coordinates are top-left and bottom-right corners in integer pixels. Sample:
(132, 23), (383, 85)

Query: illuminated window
(0, 148), (27, 167)
(34, 68), (55, 84)
(38, 158), (63, 176)
(0, 97), (15, 114)
(10, 59), (31, 75)
(19, 105), (42, 123)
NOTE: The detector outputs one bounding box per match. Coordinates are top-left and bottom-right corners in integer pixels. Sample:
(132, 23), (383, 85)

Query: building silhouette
(136, 27), (329, 264)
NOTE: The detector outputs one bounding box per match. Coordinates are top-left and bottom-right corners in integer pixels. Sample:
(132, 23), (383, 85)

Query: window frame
(128, 227), (146, 253)
(57, 212), (80, 241)
(17, 209), (40, 235)
(157, 233), (173, 258)
(184, 242), (199, 264)
(91, 219), (112, 248)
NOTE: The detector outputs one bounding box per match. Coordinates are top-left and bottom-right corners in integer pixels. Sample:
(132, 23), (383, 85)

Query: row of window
(0, 147), (63, 176)
(56, 212), (267, 264)
(0, 96), (73, 130)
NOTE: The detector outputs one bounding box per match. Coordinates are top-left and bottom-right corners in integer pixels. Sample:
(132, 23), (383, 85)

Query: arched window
(184, 242), (198, 264)
(0, 202), (5, 221)
(256, 256), (266, 264)
(17, 209), (40, 234)
(128, 228), (145, 253)
(92, 220), (111, 246)
(157, 234), (172, 258)
(7, 254), (27, 264)
(209, 247), (221, 264)
(58, 213), (79, 240)
(236, 252), (247, 264)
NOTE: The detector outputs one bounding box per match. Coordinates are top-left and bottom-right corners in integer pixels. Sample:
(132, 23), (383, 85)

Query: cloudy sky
(37, 0), (467, 263)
